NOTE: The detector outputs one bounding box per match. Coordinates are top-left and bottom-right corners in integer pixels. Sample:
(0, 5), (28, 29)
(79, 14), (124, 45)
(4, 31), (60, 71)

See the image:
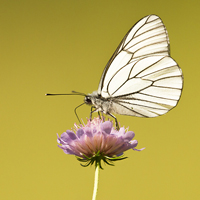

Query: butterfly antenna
(45, 91), (86, 96)
(71, 91), (87, 96)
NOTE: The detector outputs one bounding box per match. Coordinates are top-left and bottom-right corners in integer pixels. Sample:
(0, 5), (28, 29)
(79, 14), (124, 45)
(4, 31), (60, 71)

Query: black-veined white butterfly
(46, 15), (183, 129)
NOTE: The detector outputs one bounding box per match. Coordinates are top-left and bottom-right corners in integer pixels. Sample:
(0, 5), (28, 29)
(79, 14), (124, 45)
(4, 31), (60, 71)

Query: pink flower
(57, 118), (144, 168)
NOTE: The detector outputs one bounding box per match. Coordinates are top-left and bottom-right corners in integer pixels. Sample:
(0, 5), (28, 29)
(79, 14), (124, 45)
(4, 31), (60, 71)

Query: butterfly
(47, 15), (183, 129)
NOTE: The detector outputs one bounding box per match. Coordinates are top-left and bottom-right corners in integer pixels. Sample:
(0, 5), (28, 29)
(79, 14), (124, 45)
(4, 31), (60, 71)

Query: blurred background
(0, 1), (199, 199)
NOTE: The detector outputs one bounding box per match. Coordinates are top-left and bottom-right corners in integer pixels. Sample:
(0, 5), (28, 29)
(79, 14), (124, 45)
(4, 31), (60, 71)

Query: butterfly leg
(90, 106), (97, 121)
(97, 111), (103, 120)
(101, 111), (105, 121)
(107, 112), (119, 130)
(74, 102), (85, 124)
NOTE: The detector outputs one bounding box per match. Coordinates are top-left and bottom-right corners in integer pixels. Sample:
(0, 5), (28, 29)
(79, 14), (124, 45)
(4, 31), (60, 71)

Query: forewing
(98, 15), (170, 95)
(109, 56), (183, 117)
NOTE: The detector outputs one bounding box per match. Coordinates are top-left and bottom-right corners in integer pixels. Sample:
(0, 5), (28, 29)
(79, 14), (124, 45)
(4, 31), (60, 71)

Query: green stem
(92, 163), (100, 200)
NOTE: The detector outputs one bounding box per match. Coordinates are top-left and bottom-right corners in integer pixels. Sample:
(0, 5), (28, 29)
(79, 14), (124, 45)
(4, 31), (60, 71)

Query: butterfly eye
(84, 96), (92, 105)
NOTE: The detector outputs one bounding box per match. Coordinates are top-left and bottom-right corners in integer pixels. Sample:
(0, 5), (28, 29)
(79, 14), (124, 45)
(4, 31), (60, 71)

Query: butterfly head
(84, 91), (100, 106)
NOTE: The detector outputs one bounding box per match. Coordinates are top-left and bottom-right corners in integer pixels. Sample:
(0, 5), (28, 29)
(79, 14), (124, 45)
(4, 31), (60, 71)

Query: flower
(57, 118), (144, 169)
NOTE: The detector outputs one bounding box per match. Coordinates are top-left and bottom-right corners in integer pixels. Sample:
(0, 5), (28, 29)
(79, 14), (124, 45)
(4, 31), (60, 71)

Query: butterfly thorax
(84, 91), (112, 114)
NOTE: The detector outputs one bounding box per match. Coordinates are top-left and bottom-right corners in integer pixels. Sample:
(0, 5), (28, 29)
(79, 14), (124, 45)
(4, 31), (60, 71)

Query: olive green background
(1, 1), (199, 200)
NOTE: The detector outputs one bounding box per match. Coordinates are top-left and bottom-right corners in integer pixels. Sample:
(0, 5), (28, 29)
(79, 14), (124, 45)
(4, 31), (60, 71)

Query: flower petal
(57, 144), (76, 155)
(63, 149), (77, 155)
(84, 127), (93, 137)
(116, 152), (124, 156)
(66, 130), (77, 140)
(57, 132), (71, 144)
(122, 131), (135, 142)
(133, 147), (145, 151)
(130, 140), (138, 148)
(77, 129), (84, 138)
(100, 121), (112, 134)
(117, 127), (125, 136)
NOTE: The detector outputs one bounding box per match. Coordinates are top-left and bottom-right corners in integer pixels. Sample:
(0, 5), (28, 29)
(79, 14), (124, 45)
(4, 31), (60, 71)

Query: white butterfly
(84, 15), (183, 128)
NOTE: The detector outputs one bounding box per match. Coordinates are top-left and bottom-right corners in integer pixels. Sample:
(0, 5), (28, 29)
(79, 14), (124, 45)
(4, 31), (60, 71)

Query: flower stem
(92, 163), (100, 200)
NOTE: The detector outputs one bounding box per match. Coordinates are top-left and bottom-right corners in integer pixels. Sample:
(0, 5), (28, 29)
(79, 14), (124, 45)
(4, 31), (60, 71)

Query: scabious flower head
(57, 118), (144, 169)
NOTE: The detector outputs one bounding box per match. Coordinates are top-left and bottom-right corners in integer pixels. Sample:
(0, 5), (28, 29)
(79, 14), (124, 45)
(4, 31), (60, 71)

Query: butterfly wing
(97, 15), (183, 117)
